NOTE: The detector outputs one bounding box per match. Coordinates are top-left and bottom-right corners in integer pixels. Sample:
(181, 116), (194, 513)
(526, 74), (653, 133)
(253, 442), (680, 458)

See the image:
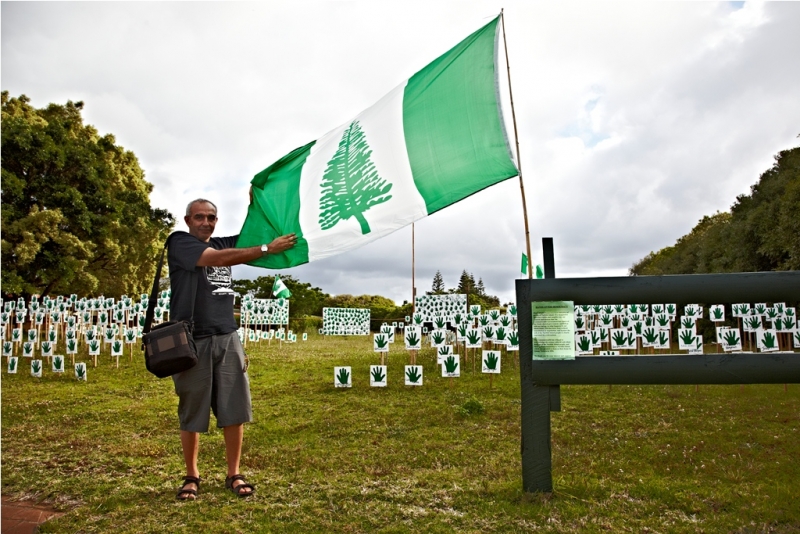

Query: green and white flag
(238, 16), (517, 268)
(272, 276), (292, 299)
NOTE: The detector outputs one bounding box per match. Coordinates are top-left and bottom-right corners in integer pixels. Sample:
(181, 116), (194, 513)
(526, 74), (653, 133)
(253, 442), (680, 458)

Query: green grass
(2, 336), (799, 533)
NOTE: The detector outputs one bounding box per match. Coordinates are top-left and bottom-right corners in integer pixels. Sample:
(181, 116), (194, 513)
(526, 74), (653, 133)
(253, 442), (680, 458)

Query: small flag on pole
(521, 253), (528, 276)
(535, 264), (544, 279)
(272, 276), (292, 298)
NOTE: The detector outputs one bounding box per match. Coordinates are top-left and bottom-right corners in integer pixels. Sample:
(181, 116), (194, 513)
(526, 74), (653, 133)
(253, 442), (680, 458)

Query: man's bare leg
(223, 424), (252, 495)
(179, 430), (200, 499)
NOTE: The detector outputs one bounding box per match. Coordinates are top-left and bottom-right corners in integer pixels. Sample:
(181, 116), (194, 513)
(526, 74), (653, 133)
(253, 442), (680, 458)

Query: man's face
(185, 202), (217, 242)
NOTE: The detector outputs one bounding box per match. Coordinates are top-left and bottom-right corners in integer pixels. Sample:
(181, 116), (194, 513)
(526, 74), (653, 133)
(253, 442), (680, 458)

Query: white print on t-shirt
(205, 266), (235, 295)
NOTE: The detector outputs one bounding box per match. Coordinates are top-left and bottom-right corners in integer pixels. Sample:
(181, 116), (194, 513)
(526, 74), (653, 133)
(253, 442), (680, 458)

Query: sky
(3, 1), (799, 305)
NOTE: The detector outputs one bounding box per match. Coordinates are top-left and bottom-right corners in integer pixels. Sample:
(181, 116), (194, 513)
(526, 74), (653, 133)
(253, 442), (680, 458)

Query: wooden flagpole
(500, 9), (532, 279)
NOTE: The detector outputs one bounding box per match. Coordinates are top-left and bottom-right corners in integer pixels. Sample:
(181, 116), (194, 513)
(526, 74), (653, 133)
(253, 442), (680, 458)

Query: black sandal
(225, 474), (255, 497)
(176, 476), (201, 500)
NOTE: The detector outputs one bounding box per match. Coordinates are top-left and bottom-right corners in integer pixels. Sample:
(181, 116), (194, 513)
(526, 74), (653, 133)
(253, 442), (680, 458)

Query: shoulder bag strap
(143, 234), (199, 336)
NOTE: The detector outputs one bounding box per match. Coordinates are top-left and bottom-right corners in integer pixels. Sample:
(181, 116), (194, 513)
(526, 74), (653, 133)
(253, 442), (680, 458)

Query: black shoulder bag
(141, 235), (198, 378)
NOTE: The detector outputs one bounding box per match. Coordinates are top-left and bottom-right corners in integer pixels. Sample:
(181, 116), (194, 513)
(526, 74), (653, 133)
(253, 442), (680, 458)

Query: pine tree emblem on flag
(238, 15), (518, 268)
(272, 276), (292, 298)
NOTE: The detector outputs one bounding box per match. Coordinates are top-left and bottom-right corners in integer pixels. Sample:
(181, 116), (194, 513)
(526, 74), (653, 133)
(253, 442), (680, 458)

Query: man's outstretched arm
(196, 234), (297, 267)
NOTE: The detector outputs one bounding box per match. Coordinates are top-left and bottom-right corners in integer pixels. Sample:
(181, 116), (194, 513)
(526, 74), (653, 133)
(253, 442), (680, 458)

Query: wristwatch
(260, 244), (269, 255)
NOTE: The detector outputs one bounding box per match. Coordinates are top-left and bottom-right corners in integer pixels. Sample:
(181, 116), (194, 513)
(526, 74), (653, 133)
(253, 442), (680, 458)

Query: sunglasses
(191, 214), (217, 222)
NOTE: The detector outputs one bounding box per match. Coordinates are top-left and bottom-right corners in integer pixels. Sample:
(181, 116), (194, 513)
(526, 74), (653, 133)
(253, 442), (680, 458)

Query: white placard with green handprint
(2, 341), (12, 357)
(373, 333), (390, 352)
(721, 328), (742, 352)
(66, 338), (78, 354)
(334, 366), (352, 388)
(757, 329), (779, 352)
(610, 328), (630, 350)
(678, 328), (698, 351)
(465, 328), (482, 349)
(31, 359), (43, 378)
(403, 326), (422, 350)
(8, 356), (18, 374)
(482, 350), (501, 374)
(52, 355), (65, 373)
(654, 329), (670, 350)
(369, 365), (387, 387)
(404, 365), (423, 386)
(507, 330), (519, 351)
(111, 340), (123, 356)
(714, 326), (729, 344)
(75, 362), (87, 381)
(22, 342), (34, 358)
(743, 315), (762, 332)
(574, 333), (593, 355)
(429, 329), (446, 347)
(40, 341), (53, 357)
(441, 354), (460, 377)
(793, 330), (800, 349)
(88, 340), (101, 356)
(709, 305), (725, 322)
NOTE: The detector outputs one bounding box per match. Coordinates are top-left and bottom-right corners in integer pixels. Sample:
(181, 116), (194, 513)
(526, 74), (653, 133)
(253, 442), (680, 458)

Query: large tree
(1, 93), (174, 298)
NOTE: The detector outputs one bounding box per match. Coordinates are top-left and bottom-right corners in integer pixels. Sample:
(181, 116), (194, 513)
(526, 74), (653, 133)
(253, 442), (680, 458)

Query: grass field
(2, 335), (799, 533)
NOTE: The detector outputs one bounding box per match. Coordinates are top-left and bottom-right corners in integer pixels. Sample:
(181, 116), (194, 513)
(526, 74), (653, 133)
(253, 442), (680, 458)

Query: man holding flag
(169, 197), (296, 500)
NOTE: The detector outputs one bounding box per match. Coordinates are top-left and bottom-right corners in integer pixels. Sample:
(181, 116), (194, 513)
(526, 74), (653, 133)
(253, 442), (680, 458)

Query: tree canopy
(631, 146), (800, 275)
(1, 93), (174, 298)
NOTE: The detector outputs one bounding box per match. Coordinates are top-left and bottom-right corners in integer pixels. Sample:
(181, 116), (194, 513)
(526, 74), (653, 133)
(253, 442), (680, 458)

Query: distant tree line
(630, 145), (800, 275)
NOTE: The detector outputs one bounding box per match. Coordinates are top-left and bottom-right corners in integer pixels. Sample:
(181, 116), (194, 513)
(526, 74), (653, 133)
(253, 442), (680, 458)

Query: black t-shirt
(168, 231), (239, 338)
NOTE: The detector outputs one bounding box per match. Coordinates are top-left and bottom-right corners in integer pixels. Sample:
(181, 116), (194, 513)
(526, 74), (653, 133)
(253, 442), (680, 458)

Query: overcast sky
(3, 1), (798, 305)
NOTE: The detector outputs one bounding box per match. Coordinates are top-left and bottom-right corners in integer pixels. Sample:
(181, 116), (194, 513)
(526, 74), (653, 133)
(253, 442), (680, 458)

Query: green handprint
(457, 325), (468, 338)
(612, 331), (627, 347)
(405, 331), (420, 347)
(89, 340), (100, 351)
(336, 368), (350, 385)
(590, 330), (600, 345)
(479, 316), (490, 326)
(775, 303), (785, 313)
(626, 332), (636, 347)
(113, 340), (122, 352)
(443, 355), (458, 374)
(489, 310), (500, 321)
(658, 331), (669, 346)
(666, 304), (676, 315)
(484, 352), (498, 370)
(453, 313), (463, 325)
(679, 330), (696, 345)
(499, 316), (511, 327)
(86, 331), (96, 341)
(575, 317), (585, 329)
(685, 307), (696, 317)
(431, 331), (445, 345)
(657, 314), (669, 327)
(762, 332), (776, 349)
(577, 336), (591, 352)
(746, 316), (761, 329)
(508, 332), (519, 346)
(766, 308), (778, 320)
(602, 306), (613, 315)
(53, 356), (63, 370)
(600, 329), (608, 342)
(633, 322), (643, 335)
(483, 326), (494, 339)
(785, 308), (795, 318)
(642, 328), (658, 343)
(67, 340), (77, 351)
(681, 317), (694, 329)
(723, 330), (740, 346)
(470, 305), (481, 316)
(495, 326), (506, 342)
(509, 305), (517, 316)
(711, 307), (722, 320)
(41, 341), (52, 353)
(371, 366), (386, 383)
(629, 304), (639, 313)
(48, 331), (57, 342)
(435, 317), (446, 329)
(31, 360), (41, 373)
(23, 343), (33, 356)
(652, 305), (663, 314)
(438, 345), (452, 356)
(406, 366), (422, 383)
(9, 358), (17, 371)
(601, 314), (612, 326)
(76, 365), (86, 379)
(3, 341), (11, 354)
(783, 318), (795, 330)
(794, 331), (800, 345)
(375, 334), (388, 349)
(614, 304), (624, 314)
(755, 304), (767, 314)
(466, 330), (481, 345)
(620, 317), (630, 328)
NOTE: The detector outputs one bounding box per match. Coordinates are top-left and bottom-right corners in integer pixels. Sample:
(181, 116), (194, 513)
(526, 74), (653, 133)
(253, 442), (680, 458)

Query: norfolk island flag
(238, 16), (518, 268)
